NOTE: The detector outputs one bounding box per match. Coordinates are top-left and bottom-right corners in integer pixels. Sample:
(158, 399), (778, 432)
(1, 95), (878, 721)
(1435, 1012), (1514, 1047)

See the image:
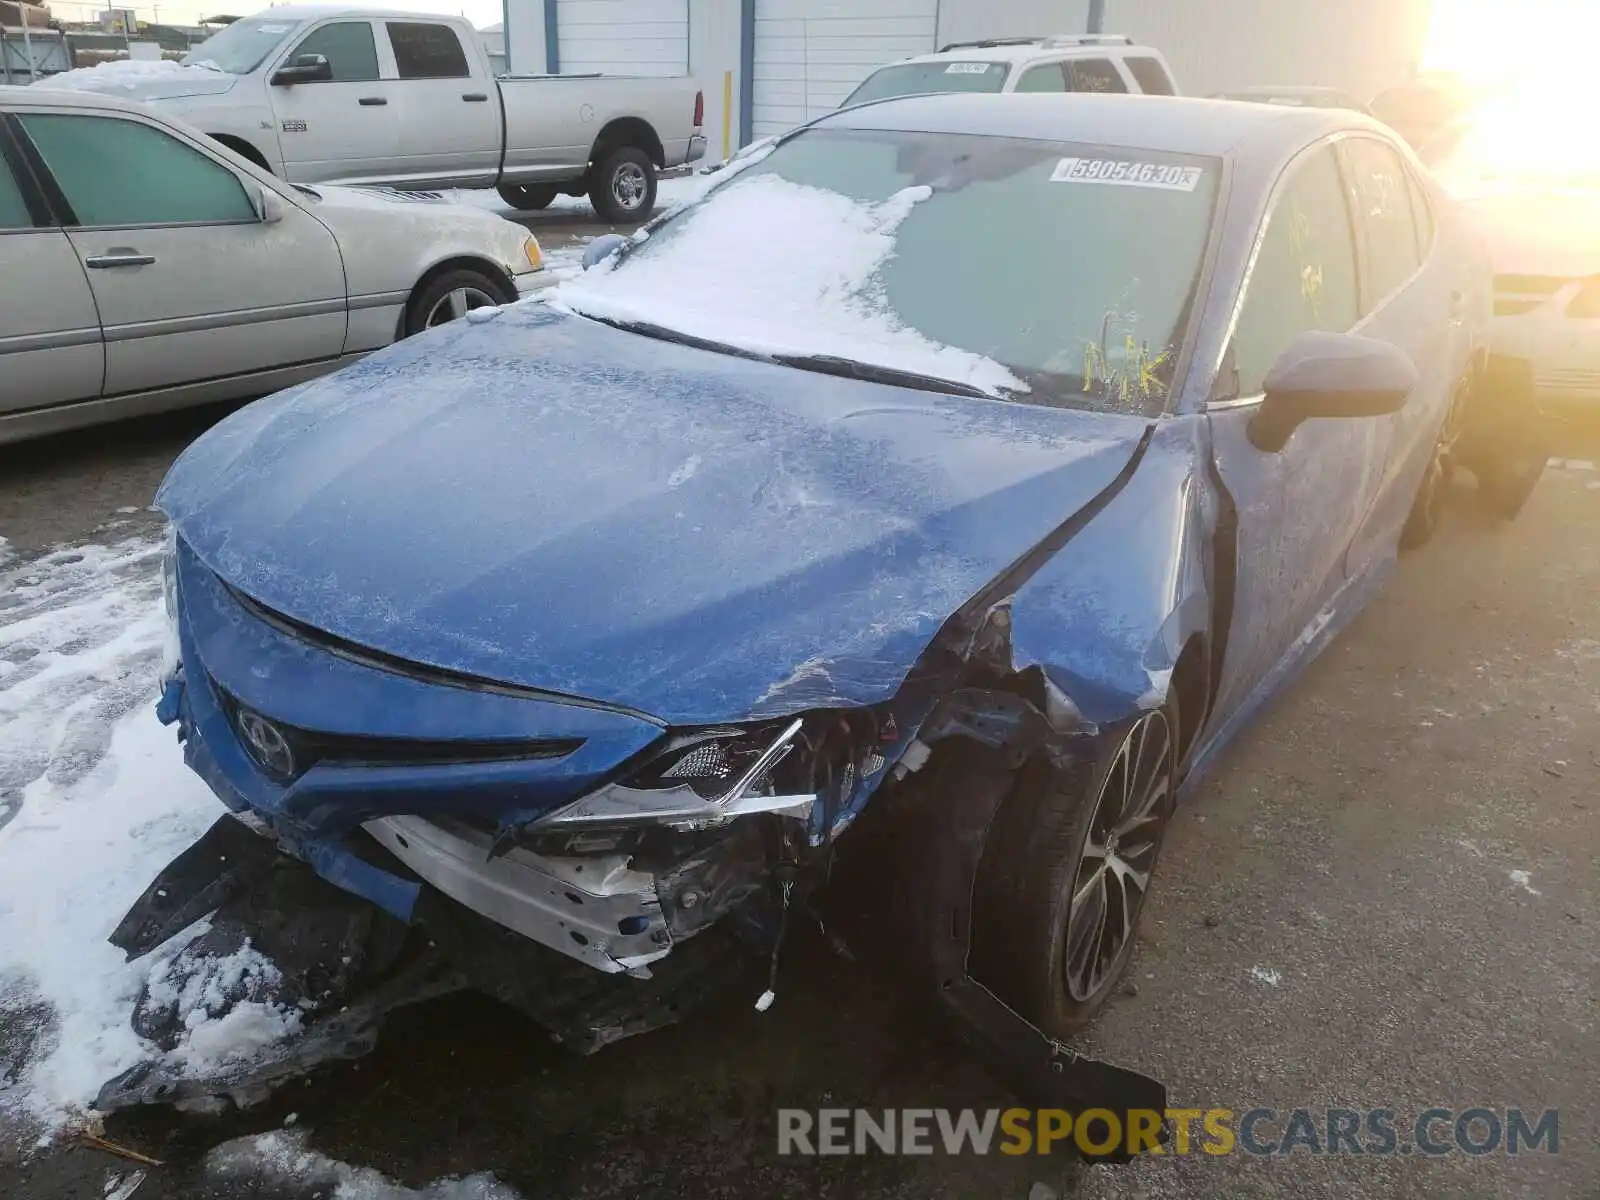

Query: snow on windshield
(30, 59), (209, 91)
(554, 173), (1026, 397)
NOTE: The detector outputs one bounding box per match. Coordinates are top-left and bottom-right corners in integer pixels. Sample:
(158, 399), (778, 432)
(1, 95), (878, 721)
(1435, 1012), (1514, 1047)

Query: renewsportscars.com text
(777, 1107), (1559, 1158)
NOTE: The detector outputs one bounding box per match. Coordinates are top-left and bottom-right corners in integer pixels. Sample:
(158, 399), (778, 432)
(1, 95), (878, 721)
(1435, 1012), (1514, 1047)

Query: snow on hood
(554, 173), (1026, 398)
(32, 58), (236, 101)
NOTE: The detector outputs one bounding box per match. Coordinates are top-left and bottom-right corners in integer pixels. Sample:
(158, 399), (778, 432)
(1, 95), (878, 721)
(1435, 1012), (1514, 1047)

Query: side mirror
(270, 53), (332, 86)
(254, 186), (285, 225)
(582, 233), (628, 270)
(1248, 330), (1417, 452)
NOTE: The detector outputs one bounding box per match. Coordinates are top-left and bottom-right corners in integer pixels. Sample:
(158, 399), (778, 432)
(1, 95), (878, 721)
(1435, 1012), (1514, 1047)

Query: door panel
(384, 21), (499, 186)
(1207, 143), (1388, 730)
(17, 110), (346, 397)
(0, 229), (104, 414)
(1339, 137), (1455, 572)
(269, 20), (400, 184)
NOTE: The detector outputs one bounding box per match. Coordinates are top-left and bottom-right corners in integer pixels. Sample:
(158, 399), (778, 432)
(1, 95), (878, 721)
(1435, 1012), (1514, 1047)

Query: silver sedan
(0, 86), (545, 445)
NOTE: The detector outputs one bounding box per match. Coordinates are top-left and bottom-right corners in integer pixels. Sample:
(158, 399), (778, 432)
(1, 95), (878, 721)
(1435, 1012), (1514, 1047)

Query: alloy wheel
(424, 285), (499, 329)
(1063, 709), (1174, 1002)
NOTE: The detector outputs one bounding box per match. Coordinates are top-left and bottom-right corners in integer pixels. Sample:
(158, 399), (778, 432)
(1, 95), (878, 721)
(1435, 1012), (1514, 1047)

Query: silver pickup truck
(44, 5), (706, 222)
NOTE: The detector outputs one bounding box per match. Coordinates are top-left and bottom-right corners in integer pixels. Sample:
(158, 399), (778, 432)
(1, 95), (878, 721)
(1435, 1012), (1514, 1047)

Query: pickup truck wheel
(969, 702), (1179, 1040)
(589, 146), (657, 224)
(497, 184), (556, 211)
(405, 268), (513, 336)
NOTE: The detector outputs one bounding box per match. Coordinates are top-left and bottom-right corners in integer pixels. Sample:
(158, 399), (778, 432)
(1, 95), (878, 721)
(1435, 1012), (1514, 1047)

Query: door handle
(358, 96), (388, 106)
(462, 92), (488, 102)
(85, 251), (155, 269)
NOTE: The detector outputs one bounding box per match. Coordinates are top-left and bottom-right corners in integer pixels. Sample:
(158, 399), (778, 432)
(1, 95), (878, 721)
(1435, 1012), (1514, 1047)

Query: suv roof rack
(936, 32), (1137, 52)
(1041, 33), (1136, 47)
(936, 36), (1043, 51)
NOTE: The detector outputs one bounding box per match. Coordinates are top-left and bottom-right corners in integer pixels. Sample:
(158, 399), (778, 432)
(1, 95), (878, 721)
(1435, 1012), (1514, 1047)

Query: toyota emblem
(236, 709), (296, 780)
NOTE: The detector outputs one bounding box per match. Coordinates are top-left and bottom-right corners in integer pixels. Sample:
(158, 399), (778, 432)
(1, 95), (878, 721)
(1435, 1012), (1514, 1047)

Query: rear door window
(1123, 56), (1176, 95)
(387, 22), (469, 79)
(1067, 58), (1128, 93)
(1014, 64), (1067, 93)
(1231, 144), (1361, 395)
(1342, 137), (1422, 312)
(285, 21), (380, 82)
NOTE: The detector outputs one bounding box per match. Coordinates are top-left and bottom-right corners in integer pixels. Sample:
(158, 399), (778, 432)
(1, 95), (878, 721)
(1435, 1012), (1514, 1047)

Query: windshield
(181, 17), (299, 74)
(557, 128), (1219, 415)
(844, 61), (1010, 106)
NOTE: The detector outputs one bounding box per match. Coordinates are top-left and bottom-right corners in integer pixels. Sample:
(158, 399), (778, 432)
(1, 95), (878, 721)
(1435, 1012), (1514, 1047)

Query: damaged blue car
(103, 93), (1542, 1133)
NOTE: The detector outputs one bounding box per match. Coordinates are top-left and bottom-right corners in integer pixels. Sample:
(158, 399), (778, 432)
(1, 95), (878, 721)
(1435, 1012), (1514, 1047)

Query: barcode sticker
(944, 62), (993, 74)
(1049, 157), (1204, 191)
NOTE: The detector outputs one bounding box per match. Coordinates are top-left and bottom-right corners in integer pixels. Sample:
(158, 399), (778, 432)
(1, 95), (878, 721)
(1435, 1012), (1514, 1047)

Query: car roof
(214, 5), (450, 21)
(0, 85), (150, 112)
(893, 36), (1157, 67)
(817, 92), (1374, 160)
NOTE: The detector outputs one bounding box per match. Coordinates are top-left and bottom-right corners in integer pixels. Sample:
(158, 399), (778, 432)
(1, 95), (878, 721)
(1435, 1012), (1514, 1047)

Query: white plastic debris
(754, 989), (777, 1013)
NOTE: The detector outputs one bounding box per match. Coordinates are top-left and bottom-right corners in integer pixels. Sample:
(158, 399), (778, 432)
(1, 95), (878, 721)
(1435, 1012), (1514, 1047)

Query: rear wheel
(497, 183), (557, 211)
(588, 146), (657, 224)
(1401, 378), (1471, 549)
(403, 268), (513, 337)
(1456, 355), (1549, 520)
(970, 703), (1178, 1038)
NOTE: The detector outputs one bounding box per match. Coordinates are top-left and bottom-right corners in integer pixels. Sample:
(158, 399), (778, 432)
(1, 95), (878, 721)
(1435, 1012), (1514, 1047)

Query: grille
(216, 687), (582, 784)
(1538, 367), (1600, 393)
(661, 742), (734, 782)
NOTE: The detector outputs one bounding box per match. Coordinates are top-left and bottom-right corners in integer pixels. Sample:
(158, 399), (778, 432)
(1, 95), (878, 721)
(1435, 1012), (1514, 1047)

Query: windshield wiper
(292, 185), (322, 202)
(575, 312), (769, 362)
(772, 353), (991, 398)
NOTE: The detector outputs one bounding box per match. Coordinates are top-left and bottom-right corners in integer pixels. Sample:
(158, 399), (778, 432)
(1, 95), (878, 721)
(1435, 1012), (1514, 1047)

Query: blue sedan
(106, 94), (1538, 1120)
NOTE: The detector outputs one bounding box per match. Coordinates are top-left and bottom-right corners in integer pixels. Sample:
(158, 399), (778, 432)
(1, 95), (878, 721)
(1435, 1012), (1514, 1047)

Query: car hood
(159, 304), (1153, 725)
(44, 67), (239, 103)
(300, 186), (531, 270)
(1455, 186), (1600, 278)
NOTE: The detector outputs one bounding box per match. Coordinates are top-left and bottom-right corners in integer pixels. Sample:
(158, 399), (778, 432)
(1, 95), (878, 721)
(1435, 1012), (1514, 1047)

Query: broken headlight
(529, 710), (896, 841)
(532, 717), (814, 834)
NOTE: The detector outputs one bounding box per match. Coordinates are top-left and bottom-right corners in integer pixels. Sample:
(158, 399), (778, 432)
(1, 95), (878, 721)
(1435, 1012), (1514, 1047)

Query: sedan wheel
(970, 703), (1179, 1039)
(424, 285), (499, 329)
(403, 268), (514, 338)
(1063, 711), (1172, 1002)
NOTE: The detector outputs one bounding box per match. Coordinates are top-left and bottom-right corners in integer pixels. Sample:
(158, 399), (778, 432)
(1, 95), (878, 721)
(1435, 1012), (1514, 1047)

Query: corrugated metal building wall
(500, 0), (1435, 155)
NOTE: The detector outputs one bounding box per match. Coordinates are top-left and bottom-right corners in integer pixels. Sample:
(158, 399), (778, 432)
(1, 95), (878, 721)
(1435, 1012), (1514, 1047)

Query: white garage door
(752, 0), (938, 138)
(556, 0), (688, 77)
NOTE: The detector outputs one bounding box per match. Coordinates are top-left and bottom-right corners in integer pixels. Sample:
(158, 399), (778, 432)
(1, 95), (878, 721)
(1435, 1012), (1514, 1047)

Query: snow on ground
(0, 536), (260, 1140)
(30, 59), (206, 92)
(207, 1130), (525, 1199)
(553, 173), (1024, 396)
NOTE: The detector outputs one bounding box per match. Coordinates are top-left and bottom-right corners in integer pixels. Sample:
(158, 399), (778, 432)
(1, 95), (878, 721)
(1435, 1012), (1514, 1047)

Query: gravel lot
(0, 258), (1595, 1198)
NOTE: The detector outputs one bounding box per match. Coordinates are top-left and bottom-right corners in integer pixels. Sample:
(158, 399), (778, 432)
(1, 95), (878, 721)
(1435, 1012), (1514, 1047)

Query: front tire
(588, 146), (657, 224)
(403, 268), (513, 337)
(497, 183), (556, 211)
(970, 703), (1178, 1038)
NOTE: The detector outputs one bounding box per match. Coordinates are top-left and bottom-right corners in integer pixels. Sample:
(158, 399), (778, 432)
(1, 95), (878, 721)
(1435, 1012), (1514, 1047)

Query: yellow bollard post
(722, 69), (733, 160)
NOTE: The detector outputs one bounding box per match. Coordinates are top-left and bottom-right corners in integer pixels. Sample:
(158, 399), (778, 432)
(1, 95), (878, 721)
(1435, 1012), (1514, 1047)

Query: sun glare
(1422, 0), (1600, 178)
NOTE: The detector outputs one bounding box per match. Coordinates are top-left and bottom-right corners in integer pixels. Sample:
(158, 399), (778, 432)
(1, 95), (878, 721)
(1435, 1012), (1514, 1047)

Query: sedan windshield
(844, 61), (1009, 105)
(182, 17), (299, 74)
(558, 128), (1219, 416)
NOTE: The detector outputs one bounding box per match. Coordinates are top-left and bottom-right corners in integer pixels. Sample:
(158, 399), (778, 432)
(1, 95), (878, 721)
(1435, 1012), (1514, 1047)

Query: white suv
(842, 34), (1179, 105)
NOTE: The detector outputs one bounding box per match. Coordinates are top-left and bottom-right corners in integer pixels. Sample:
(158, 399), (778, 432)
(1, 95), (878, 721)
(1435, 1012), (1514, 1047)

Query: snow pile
(207, 1130), (525, 1200)
(31, 59), (208, 92)
(554, 173), (1024, 397)
(143, 943), (304, 1073)
(0, 537), (220, 1134)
